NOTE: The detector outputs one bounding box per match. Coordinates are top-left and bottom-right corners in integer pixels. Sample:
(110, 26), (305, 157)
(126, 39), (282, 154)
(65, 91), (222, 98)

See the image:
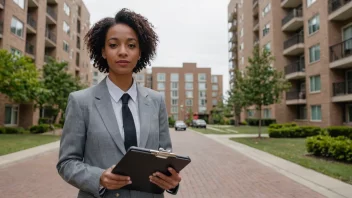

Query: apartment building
(92, 67), (107, 86)
(152, 63), (223, 121)
(228, 0), (239, 89)
(134, 67), (153, 89)
(0, 0), (92, 128)
(228, 0), (352, 127)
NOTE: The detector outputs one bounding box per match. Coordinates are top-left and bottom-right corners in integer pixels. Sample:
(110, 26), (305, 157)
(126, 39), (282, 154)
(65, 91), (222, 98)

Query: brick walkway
(0, 129), (325, 198)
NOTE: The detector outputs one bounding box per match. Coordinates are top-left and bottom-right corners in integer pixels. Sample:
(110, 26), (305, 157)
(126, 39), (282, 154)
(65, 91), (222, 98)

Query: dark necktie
(121, 93), (137, 151)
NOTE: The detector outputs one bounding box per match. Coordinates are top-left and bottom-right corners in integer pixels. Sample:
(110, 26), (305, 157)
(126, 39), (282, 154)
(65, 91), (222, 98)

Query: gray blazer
(56, 77), (176, 198)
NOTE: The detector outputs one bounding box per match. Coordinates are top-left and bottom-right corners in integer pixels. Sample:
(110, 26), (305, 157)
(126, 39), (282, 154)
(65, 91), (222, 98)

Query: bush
(326, 126), (352, 139)
(268, 123), (297, 129)
(54, 124), (63, 129)
(306, 135), (352, 162)
(168, 117), (176, 127)
(29, 124), (51, 134)
(229, 119), (235, 125)
(240, 121), (247, 125)
(245, 118), (276, 126)
(269, 126), (321, 138)
(0, 127), (5, 134)
(38, 117), (53, 124)
(0, 127), (29, 134)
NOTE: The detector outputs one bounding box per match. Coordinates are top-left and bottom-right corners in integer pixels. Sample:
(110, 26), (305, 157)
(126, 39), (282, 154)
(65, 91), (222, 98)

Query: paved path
(0, 129), (326, 198)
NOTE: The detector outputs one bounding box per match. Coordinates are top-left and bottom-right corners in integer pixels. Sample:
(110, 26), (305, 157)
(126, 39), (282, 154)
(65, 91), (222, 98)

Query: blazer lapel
(94, 77), (126, 154)
(137, 85), (151, 148)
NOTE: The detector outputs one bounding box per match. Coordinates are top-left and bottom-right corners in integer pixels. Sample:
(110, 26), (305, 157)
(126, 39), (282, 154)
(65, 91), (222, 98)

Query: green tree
(227, 70), (247, 126)
(185, 108), (193, 126)
(240, 45), (291, 137)
(0, 49), (44, 103)
(211, 100), (225, 124)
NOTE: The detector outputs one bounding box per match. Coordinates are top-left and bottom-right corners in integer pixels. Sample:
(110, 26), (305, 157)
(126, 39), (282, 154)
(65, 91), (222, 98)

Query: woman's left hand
(149, 167), (181, 190)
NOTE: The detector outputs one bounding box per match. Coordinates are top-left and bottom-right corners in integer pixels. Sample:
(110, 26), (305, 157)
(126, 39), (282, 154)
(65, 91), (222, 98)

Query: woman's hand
(149, 167), (181, 190)
(100, 165), (131, 190)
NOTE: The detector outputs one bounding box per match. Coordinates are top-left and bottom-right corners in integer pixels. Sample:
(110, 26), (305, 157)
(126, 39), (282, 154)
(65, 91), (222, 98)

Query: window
(64, 3), (70, 16)
(263, 109), (271, 118)
(185, 73), (193, 82)
(171, 99), (178, 106)
(63, 41), (69, 52)
(262, 3), (271, 17)
(212, 99), (218, 106)
(310, 75), (321, 92)
(171, 90), (178, 98)
(263, 23), (270, 36)
(5, 105), (19, 126)
(199, 106), (207, 113)
(307, 0), (316, 7)
(11, 17), (24, 38)
(157, 82), (165, 90)
(247, 109), (255, 117)
(240, 28), (244, 37)
(309, 44), (320, 63)
(186, 91), (193, 98)
(199, 91), (206, 98)
(136, 74), (144, 81)
(308, 15), (320, 35)
(298, 105), (307, 120)
(11, 48), (22, 57)
(212, 92), (217, 97)
(13, 0), (24, 9)
(311, 105), (321, 121)
(211, 76), (218, 83)
(199, 83), (206, 90)
(212, 85), (218, 90)
(171, 73), (179, 81)
(241, 57), (244, 65)
(198, 73), (206, 81)
(157, 73), (166, 81)
(63, 21), (70, 34)
(185, 83), (193, 90)
(240, 42), (244, 51)
(186, 99), (193, 106)
(171, 82), (178, 90)
(199, 99), (207, 106)
(264, 42), (271, 52)
(171, 106), (178, 113)
(172, 114), (178, 120)
(343, 25), (352, 51)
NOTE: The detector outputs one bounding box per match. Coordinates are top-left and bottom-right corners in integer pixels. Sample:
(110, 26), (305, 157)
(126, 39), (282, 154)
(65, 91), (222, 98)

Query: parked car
(192, 119), (207, 128)
(174, 120), (187, 131)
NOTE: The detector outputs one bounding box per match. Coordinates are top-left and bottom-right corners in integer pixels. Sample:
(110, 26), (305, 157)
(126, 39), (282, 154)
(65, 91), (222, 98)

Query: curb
(0, 141), (60, 168)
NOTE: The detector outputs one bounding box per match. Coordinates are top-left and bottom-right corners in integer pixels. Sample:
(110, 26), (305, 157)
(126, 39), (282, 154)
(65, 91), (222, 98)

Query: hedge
(306, 135), (352, 162)
(268, 123), (297, 129)
(269, 126), (322, 138)
(29, 124), (51, 134)
(0, 127), (29, 134)
(245, 118), (276, 126)
(326, 126), (352, 139)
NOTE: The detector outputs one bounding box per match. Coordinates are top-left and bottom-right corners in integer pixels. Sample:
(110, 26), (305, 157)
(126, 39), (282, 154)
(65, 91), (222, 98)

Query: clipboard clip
(150, 148), (176, 159)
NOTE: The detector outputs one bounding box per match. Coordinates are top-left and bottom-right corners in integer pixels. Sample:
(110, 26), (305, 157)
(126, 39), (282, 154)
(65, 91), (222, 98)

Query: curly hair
(84, 8), (159, 73)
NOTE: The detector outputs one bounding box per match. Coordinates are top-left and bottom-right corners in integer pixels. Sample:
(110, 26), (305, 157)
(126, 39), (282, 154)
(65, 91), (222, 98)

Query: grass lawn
(0, 134), (60, 156)
(210, 125), (268, 134)
(231, 138), (352, 185)
(190, 127), (237, 134)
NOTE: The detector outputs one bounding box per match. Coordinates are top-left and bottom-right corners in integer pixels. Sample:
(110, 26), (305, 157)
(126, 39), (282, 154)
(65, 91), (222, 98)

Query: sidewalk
(0, 129), (328, 197)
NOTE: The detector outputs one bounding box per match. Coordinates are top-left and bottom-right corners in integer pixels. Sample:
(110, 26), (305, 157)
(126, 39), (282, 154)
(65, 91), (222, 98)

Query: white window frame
(198, 73), (206, 81)
(11, 17), (24, 38)
(307, 0), (317, 7)
(63, 40), (69, 52)
(171, 99), (178, 106)
(309, 44), (320, 63)
(211, 76), (218, 83)
(64, 3), (70, 16)
(212, 92), (217, 97)
(186, 91), (193, 98)
(170, 73), (179, 82)
(13, 0), (25, 9)
(63, 21), (70, 34)
(311, 105), (322, 121)
(171, 82), (178, 90)
(186, 99), (193, 106)
(185, 73), (193, 82)
(199, 91), (206, 98)
(199, 83), (206, 90)
(171, 90), (178, 98)
(157, 73), (166, 82)
(171, 106), (178, 114)
(212, 99), (218, 106)
(185, 82), (193, 90)
(157, 82), (165, 90)
(4, 104), (19, 126)
(308, 14), (320, 35)
(262, 3), (271, 17)
(212, 84), (218, 90)
(310, 75), (321, 93)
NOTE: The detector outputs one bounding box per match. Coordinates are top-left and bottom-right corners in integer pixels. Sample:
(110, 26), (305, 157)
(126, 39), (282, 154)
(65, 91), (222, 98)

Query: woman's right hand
(100, 165), (132, 190)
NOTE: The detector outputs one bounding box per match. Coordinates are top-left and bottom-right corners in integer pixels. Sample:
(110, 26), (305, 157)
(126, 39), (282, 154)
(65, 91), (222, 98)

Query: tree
(227, 70), (247, 126)
(0, 49), (45, 103)
(185, 108), (193, 126)
(211, 100), (225, 124)
(240, 45), (291, 137)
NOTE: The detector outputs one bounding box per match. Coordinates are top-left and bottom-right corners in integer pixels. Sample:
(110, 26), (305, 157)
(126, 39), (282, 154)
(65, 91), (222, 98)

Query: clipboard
(111, 146), (191, 194)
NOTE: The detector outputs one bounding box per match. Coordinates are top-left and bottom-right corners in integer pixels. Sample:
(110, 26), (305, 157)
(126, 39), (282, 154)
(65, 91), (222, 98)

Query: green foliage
(245, 118), (276, 126)
(326, 126), (352, 139)
(185, 108), (193, 126)
(168, 116), (175, 127)
(29, 124), (51, 134)
(227, 70), (247, 125)
(0, 127), (29, 134)
(306, 135), (352, 162)
(269, 123), (298, 129)
(269, 126), (322, 138)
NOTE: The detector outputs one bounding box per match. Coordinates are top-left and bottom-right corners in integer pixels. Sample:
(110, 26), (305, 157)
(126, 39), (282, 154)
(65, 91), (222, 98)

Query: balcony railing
(0, 21), (3, 34)
(286, 91), (306, 100)
(333, 81), (352, 96)
(330, 38), (352, 62)
(45, 29), (57, 43)
(46, 6), (57, 21)
(328, 0), (352, 14)
(285, 59), (305, 75)
(284, 33), (304, 49)
(27, 15), (37, 29)
(282, 8), (303, 26)
(253, 19), (259, 27)
(25, 42), (35, 55)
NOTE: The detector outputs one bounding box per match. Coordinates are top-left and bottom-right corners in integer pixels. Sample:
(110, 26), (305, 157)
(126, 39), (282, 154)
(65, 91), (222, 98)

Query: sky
(83, 0), (231, 97)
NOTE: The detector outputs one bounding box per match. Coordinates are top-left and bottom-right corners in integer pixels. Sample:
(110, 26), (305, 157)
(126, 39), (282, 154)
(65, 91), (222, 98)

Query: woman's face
(102, 23), (140, 75)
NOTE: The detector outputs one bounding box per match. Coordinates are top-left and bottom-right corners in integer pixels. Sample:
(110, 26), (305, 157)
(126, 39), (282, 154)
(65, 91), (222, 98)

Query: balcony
(228, 10), (236, 22)
(44, 55), (54, 63)
(27, 15), (37, 33)
(285, 59), (305, 80)
(0, 21), (3, 39)
(229, 35), (237, 43)
(283, 33), (304, 56)
(253, 0), (258, 8)
(229, 44), (236, 52)
(229, 21), (237, 32)
(253, 19), (259, 32)
(328, 0), (352, 21)
(286, 91), (306, 105)
(45, 29), (56, 47)
(28, 0), (38, 8)
(281, 0), (302, 8)
(282, 8), (303, 32)
(25, 42), (35, 56)
(46, 6), (57, 24)
(0, 0), (4, 9)
(330, 38), (352, 69)
(332, 81), (352, 102)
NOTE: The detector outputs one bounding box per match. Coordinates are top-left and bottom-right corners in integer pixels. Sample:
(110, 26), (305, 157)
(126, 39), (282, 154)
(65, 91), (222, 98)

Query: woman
(56, 9), (181, 198)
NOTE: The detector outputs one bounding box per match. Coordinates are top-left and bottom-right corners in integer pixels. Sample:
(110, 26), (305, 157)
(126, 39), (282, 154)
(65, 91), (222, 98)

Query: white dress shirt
(106, 76), (140, 146)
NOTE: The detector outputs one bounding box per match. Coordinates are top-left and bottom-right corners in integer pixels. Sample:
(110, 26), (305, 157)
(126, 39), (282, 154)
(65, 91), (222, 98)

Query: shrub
(29, 124), (51, 134)
(0, 127), (29, 134)
(245, 118), (276, 126)
(268, 123), (297, 129)
(326, 126), (352, 139)
(38, 117), (53, 124)
(269, 126), (321, 138)
(240, 121), (247, 125)
(54, 124), (63, 129)
(229, 119), (235, 125)
(306, 135), (352, 162)
(168, 117), (175, 127)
